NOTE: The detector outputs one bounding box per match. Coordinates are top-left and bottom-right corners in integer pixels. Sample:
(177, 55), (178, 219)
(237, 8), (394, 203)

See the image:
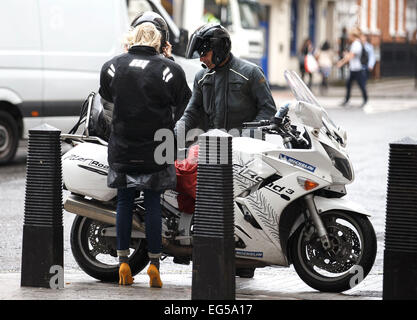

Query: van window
(203, 0), (232, 26)
(0, 0), (41, 50)
(238, 0), (260, 30)
(39, 0), (117, 53)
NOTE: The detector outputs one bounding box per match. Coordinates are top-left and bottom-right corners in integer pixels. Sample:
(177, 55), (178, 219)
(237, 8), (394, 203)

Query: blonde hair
(123, 22), (161, 51)
(349, 27), (362, 39)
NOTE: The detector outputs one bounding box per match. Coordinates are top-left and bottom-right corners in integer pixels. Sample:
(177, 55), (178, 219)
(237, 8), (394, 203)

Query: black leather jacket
(176, 54), (276, 133)
(99, 45), (190, 174)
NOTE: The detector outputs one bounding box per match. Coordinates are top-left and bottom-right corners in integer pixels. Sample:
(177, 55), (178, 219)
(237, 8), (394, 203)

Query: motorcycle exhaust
(64, 194), (144, 232)
(162, 239), (192, 257)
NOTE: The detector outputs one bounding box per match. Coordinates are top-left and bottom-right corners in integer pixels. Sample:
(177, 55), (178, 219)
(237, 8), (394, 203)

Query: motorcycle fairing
(234, 201), (287, 265)
(62, 142), (117, 202)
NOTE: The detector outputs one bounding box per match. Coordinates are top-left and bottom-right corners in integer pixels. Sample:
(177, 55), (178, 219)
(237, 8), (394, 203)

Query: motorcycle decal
(235, 250), (263, 258)
(233, 163), (293, 201)
(246, 191), (280, 245)
(264, 184), (294, 201)
(233, 163), (256, 194)
(64, 154), (109, 175)
(77, 164), (108, 176)
(233, 159), (287, 244)
(279, 154), (316, 173)
(63, 154), (94, 162)
(235, 224), (252, 239)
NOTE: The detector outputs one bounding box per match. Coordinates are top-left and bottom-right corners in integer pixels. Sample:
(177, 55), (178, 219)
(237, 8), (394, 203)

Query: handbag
(304, 53), (319, 73)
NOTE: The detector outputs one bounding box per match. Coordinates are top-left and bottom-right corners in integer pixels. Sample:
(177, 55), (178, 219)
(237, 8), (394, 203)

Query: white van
(0, 0), (199, 163)
(180, 0), (265, 66)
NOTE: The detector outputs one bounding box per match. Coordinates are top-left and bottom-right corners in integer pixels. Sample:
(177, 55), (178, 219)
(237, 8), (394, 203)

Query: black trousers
(345, 70), (368, 103)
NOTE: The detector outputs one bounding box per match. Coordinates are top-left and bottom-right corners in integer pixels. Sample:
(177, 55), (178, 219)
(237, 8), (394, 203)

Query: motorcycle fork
(303, 194), (332, 251)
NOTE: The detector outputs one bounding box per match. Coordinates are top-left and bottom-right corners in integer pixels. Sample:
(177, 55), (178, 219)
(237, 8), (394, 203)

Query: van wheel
(0, 111), (19, 164)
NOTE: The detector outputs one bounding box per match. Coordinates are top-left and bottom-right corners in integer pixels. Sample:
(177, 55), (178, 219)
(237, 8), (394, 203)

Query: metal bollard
(192, 129), (235, 300)
(383, 137), (417, 299)
(21, 124), (63, 288)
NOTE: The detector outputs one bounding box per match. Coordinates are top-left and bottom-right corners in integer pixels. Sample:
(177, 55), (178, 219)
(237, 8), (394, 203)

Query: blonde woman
(122, 12), (191, 121)
(99, 14), (190, 287)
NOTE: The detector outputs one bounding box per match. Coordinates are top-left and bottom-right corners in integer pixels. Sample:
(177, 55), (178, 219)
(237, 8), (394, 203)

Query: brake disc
(304, 221), (361, 273)
(87, 221), (117, 257)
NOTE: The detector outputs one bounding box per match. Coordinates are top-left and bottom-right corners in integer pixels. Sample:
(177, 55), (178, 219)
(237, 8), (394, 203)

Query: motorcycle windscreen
(284, 70), (339, 135)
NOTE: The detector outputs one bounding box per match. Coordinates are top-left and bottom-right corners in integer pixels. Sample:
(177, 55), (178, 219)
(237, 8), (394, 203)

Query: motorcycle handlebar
(242, 120), (271, 128)
(258, 123), (279, 131)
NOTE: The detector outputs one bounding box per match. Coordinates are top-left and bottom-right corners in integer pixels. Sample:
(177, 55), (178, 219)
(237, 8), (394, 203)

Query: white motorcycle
(61, 71), (376, 293)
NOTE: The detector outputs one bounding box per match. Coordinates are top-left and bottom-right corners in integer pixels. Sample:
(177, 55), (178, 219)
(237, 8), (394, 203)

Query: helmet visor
(185, 33), (203, 59)
(186, 35), (212, 59)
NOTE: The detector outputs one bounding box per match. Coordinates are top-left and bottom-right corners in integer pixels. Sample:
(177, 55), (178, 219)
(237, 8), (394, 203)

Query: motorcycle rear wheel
(290, 210), (377, 293)
(70, 216), (149, 282)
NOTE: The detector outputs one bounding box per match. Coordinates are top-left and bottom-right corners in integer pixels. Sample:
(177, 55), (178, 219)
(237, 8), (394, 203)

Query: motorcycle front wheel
(70, 216), (149, 282)
(290, 210), (377, 293)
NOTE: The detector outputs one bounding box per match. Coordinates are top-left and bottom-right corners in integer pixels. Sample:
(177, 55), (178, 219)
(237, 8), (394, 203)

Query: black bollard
(383, 137), (417, 299)
(192, 129), (235, 300)
(21, 124), (63, 288)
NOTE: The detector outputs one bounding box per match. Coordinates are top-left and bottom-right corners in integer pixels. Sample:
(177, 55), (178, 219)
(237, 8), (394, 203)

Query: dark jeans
(300, 64), (313, 88)
(345, 70), (368, 103)
(116, 188), (162, 255)
(364, 68), (371, 84)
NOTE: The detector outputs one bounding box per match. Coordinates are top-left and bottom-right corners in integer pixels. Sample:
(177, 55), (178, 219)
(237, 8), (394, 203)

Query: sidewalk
(272, 77), (417, 100)
(0, 265), (383, 300)
(271, 77), (417, 113)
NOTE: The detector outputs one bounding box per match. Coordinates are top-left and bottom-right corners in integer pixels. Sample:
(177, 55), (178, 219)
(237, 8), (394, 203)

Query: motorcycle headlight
(321, 143), (353, 181)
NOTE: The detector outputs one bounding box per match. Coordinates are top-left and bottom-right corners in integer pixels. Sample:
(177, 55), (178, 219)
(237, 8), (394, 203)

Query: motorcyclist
(175, 23), (276, 137)
(98, 14), (190, 287)
(175, 23), (277, 278)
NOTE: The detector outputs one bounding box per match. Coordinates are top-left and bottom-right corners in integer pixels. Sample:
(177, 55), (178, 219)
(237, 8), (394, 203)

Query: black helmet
(130, 11), (169, 53)
(185, 23), (231, 66)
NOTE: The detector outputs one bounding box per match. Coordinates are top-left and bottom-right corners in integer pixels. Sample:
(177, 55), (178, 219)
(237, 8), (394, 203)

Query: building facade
(256, 0), (338, 86)
(168, 0), (416, 85)
(356, 0), (417, 78)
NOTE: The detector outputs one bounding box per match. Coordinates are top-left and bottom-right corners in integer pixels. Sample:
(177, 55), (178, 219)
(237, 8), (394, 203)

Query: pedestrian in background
(361, 34), (376, 82)
(299, 38), (314, 88)
(338, 27), (348, 80)
(315, 40), (334, 95)
(337, 27), (368, 108)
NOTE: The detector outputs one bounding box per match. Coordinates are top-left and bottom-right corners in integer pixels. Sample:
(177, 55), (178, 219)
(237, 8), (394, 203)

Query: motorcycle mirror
(273, 103), (291, 125)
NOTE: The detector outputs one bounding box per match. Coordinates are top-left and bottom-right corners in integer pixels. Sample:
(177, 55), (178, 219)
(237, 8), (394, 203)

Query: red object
(304, 53), (318, 73)
(175, 145), (199, 214)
